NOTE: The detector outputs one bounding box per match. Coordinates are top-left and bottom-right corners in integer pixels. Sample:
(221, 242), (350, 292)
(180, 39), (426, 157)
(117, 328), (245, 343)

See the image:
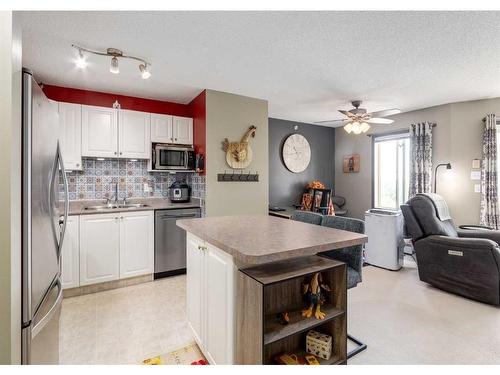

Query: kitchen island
(177, 215), (367, 365)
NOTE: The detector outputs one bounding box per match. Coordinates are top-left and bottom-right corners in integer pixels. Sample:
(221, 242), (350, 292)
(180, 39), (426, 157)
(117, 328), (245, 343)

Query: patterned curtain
(480, 114), (499, 229)
(409, 122), (434, 197)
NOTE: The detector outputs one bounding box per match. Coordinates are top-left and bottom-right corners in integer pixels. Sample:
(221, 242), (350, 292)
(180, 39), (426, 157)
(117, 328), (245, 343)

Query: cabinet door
(119, 109), (151, 159)
(186, 234), (204, 347)
(119, 211), (154, 278)
(151, 114), (173, 143)
(58, 102), (82, 170)
(204, 244), (235, 365)
(79, 213), (120, 285)
(81, 105), (118, 158)
(61, 216), (80, 289)
(172, 116), (193, 145)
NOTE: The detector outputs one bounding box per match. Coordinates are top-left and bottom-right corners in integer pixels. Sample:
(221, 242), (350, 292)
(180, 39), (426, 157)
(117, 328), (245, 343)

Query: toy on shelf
(304, 354), (320, 365)
(301, 272), (331, 320)
(306, 330), (333, 361)
(276, 312), (290, 325)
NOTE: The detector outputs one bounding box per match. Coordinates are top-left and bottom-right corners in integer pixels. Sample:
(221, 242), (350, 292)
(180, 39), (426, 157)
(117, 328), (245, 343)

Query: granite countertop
(67, 197), (201, 216)
(176, 215), (367, 266)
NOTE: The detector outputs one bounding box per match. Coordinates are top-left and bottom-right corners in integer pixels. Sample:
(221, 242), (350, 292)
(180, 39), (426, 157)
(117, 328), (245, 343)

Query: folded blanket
(420, 193), (452, 221)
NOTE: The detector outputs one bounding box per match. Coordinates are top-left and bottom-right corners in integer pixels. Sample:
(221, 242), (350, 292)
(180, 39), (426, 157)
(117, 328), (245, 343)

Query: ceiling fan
(315, 100), (401, 134)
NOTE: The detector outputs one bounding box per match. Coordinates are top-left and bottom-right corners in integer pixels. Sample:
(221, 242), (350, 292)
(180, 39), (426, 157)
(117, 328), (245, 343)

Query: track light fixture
(139, 64), (151, 79)
(71, 44), (151, 79)
(75, 48), (88, 69)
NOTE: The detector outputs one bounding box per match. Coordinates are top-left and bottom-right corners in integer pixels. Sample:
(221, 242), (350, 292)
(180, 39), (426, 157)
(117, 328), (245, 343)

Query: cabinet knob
(120, 152), (123, 155)
(114, 152), (117, 155)
(76, 163), (80, 167)
(175, 138), (177, 141)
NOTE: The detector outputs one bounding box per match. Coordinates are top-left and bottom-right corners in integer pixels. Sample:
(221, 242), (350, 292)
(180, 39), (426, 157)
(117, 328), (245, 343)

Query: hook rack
(217, 170), (259, 182)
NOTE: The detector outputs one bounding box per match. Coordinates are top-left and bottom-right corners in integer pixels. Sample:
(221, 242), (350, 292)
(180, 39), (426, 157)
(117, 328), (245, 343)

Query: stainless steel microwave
(152, 144), (195, 170)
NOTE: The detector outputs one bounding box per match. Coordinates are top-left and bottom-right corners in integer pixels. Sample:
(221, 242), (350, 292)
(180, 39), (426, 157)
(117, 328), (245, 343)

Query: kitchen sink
(83, 203), (150, 211)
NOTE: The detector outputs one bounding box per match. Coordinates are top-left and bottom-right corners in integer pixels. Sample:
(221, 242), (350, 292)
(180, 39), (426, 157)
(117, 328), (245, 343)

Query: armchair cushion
(410, 194), (458, 238)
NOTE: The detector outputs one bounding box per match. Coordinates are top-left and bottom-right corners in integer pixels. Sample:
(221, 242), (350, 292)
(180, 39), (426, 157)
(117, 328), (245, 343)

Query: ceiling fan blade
(314, 119), (348, 124)
(339, 109), (357, 118)
(367, 118), (394, 124)
(367, 108), (401, 118)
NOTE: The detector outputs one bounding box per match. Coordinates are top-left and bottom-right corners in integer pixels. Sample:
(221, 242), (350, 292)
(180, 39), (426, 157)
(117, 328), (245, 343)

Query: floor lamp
(433, 163), (452, 193)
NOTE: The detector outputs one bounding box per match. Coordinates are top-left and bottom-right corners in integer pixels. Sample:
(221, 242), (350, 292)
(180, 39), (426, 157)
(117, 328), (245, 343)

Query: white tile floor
(60, 258), (500, 364)
(59, 275), (193, 364)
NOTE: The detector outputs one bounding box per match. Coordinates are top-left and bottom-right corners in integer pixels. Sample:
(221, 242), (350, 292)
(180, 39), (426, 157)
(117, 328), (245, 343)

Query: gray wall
(335, 97), (500, 225)
(269, 118), (335, 207)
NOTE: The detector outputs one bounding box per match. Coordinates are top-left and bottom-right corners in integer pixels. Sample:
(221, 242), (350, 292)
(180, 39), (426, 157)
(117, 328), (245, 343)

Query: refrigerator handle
(57, 141), (69, 265)
(31, 278), (62, 338)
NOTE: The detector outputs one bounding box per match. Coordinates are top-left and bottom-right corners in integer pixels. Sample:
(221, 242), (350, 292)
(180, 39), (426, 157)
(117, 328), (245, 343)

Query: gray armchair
(401, 193), (500, 306)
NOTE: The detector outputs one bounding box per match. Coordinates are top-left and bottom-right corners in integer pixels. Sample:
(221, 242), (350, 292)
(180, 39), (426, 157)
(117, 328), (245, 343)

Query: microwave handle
(152, 147), (156, 166)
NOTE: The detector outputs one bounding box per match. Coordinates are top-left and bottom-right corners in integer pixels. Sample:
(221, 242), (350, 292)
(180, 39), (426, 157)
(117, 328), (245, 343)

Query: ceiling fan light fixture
(139, 63), (151, 79)
(343, 123), (353, 134)
(110, 56), (120, 74)
(351, 121), (362, 135)
(360, 122), (371, 133)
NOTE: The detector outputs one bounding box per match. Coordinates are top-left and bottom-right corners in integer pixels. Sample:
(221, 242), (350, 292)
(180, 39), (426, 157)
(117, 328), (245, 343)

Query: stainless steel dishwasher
(154, 208), (201, 279)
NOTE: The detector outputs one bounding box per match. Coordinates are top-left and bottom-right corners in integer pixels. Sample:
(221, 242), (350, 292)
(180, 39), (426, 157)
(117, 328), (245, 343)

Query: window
(373, 133), (410, 210)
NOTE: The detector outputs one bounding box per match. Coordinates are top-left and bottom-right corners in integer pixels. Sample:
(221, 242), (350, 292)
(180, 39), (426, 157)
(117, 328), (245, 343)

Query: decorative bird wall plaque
(221, 125), (257, 169)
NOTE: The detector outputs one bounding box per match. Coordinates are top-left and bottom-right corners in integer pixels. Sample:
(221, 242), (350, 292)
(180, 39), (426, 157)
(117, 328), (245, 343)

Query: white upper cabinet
(151, 114), (173, 143)
(61, 216), (80, 289)
(81, 105), (118, 158)
(119, 109), (151, 159)
(58, 102), (82, 170)
(119, 211), (154, 278)
(172, 116), (193, 145)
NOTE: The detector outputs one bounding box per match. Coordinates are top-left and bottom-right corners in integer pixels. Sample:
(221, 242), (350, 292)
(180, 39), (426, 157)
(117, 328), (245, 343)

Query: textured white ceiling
(16, 11), (500, 125)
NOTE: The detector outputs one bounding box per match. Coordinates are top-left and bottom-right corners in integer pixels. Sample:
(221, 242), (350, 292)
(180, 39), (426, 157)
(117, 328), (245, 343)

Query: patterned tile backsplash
(61, 158), (205, 206)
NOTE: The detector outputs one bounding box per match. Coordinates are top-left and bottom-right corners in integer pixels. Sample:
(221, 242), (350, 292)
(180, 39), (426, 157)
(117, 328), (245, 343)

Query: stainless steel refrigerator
(22, 69), (69, 364)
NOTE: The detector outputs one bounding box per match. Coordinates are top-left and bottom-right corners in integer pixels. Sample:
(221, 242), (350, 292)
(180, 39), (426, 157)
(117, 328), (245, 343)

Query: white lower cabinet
(119, 211), (154, 278)
(80, 213), (121, 286)
(78, 211), (154, 287)
(61, 216), (80, 289)
(186, 233), (235, 365)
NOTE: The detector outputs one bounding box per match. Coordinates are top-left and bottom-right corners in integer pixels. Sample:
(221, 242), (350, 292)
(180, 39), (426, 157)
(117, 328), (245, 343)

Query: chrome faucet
(105, 182), (119, 206)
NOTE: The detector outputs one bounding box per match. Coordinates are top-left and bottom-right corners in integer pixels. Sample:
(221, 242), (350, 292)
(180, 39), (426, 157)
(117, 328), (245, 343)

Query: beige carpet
(347, 257), (500, 364)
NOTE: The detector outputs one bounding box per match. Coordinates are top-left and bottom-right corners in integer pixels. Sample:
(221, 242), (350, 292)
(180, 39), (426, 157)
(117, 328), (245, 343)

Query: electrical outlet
(144, 183), (150, 193)
(474, 184), (481, 193)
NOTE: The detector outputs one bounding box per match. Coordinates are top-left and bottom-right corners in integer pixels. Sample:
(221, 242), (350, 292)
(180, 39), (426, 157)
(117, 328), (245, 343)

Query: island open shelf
(236, 255), (347, 365)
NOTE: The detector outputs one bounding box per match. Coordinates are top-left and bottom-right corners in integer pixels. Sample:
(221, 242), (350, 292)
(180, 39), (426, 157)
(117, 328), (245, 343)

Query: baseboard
(63, 274), (153, 298)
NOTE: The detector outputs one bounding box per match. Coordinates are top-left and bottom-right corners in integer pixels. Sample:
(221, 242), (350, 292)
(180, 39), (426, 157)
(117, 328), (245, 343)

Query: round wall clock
(282, 133), (311, 173)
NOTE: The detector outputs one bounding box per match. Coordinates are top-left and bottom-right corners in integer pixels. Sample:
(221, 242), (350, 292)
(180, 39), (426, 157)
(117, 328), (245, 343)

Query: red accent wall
(188, 90), (207, 175)
(43, 84), (191, 117)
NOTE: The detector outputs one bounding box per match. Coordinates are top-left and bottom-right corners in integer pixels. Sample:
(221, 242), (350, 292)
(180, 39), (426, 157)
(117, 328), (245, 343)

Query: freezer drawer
(154, 208), (201, 278)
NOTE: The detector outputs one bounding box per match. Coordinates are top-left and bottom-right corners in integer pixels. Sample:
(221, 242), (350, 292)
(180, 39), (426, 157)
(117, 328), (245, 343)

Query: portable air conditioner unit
(364, 209), (404, 270)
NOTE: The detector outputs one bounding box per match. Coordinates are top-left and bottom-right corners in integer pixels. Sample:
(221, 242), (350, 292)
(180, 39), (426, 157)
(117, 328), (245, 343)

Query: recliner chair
(401, 193), (500, 305)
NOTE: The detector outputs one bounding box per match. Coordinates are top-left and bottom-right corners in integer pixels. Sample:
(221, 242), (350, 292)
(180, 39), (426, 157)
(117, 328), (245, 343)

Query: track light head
(139, 64), (151, 79)
(75, 49), (87, 69)
(110, 56), (119, 74)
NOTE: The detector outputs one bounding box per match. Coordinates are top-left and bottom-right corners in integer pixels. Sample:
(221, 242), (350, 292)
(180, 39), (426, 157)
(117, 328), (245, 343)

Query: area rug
(142, 342), (208, 365)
